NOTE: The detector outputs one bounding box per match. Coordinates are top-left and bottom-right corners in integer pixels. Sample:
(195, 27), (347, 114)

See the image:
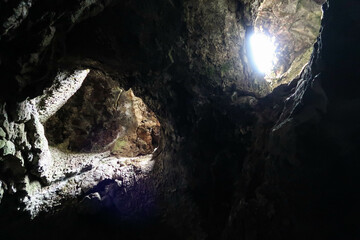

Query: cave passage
(44, 69), (161, 158)
(18, 69), (161, 218)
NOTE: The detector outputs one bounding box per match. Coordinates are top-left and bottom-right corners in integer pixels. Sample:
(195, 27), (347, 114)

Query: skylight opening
(249, 33), (277, 75)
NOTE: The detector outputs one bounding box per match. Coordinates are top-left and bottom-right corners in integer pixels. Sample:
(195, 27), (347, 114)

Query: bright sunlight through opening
(249, 33), (276, 74)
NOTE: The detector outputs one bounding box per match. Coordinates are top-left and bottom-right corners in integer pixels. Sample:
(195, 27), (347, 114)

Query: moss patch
(112, 139), (128, 152)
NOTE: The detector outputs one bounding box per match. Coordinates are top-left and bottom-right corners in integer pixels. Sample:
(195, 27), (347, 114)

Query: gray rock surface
(0, 181), (4, 204)
(0, 128), (6, 138)
(3, 140), (15, 156)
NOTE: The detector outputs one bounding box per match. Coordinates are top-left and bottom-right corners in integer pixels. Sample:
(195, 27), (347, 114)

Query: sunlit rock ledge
(23, 148), (155, 218)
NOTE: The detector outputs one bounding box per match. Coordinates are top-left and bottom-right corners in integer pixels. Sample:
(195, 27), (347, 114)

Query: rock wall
(45, 70), (160, 157)
(224, 1), (360, 239)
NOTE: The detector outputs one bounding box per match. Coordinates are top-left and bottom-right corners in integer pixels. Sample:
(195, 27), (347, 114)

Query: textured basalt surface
(1, 0), (360, 239)
(45, 70), (160, 156)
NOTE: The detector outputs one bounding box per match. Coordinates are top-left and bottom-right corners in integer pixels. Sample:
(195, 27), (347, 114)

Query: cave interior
(0, 0), (360, 239)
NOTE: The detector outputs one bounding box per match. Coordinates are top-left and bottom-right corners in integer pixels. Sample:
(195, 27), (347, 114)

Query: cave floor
(24, 147), (155, 217)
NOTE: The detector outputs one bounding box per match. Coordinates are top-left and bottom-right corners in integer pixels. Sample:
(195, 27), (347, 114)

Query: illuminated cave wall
(45, 70), (160, 157)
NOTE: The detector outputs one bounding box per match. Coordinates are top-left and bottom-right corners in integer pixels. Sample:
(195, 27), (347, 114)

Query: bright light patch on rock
(249, 33), (276, 74)
(23, 147), (156, 218)
(34, 69), (90, 123)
